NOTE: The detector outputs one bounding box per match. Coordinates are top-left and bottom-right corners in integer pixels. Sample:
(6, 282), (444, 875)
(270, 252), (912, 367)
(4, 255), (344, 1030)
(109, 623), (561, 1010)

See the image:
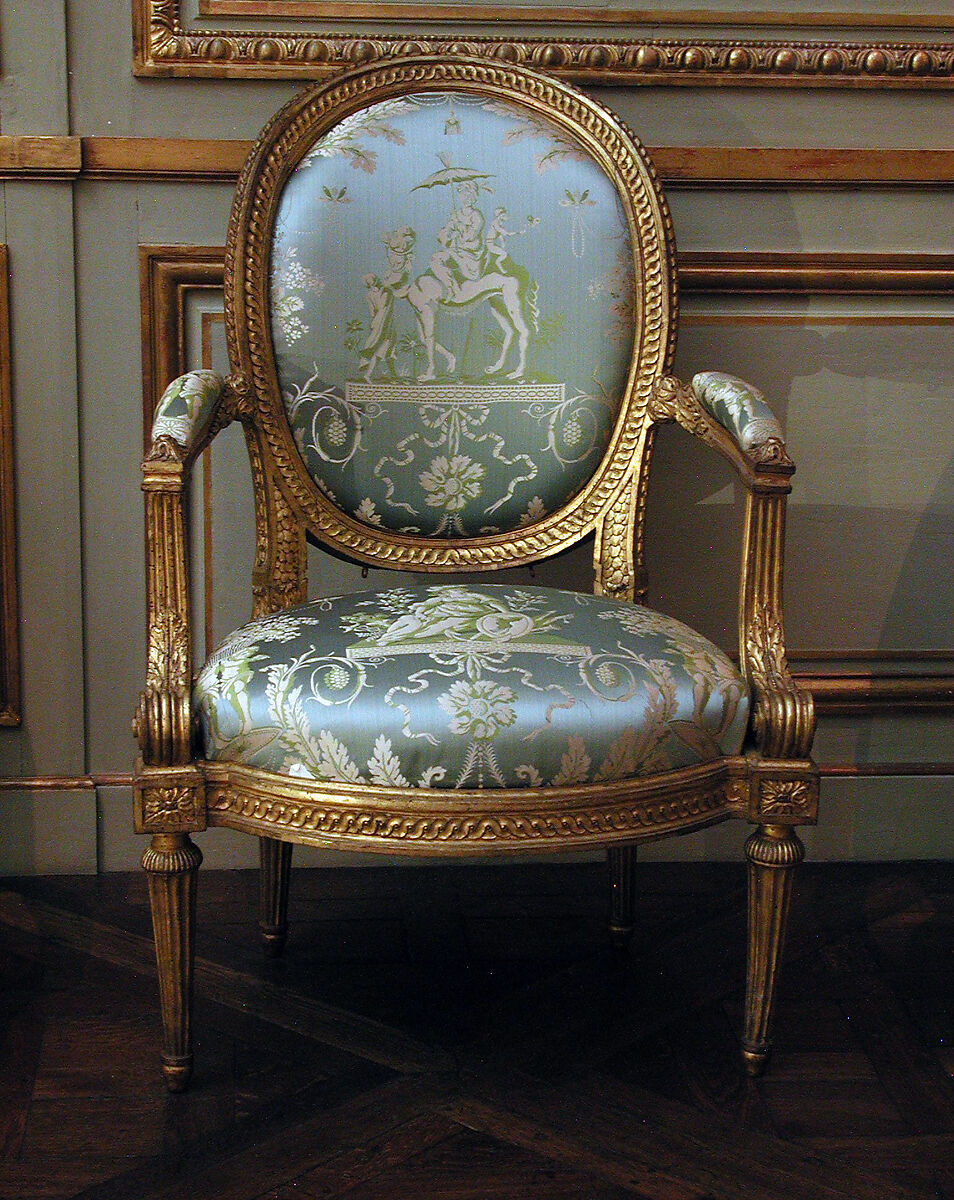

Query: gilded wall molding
(0, 136), (81, 181)
(139, 246), (224, 450)
(0, 248), (20, 726)
(133, 0), (954, 86)
(679, 253), (954, 295)
(199, 3), (954, 30)
(132, 0), (954, 87)
(3, 139), (954, 187)
(139, 244), (954, 715)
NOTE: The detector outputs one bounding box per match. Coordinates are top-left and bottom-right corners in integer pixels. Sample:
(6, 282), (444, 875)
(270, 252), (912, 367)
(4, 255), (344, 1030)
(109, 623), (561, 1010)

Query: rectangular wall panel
(0, 0), (952, 871)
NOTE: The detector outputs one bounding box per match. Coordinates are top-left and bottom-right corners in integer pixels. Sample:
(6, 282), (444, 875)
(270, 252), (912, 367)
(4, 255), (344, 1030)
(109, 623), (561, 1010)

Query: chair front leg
(742, 823), (803, 1077)
(259, 836), (293, 958)
(607, 844), (637, 951)
(141, 833), (202, 1093)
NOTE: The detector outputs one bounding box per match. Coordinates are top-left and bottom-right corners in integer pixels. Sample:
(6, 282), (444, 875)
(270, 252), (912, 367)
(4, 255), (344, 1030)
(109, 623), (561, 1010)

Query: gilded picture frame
(134, 1), (954, 86)
(0, 246), (20, 726)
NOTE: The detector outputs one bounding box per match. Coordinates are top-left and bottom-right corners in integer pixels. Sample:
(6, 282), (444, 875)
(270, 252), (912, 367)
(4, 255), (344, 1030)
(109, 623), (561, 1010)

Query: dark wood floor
(0, 856), (953, 1199)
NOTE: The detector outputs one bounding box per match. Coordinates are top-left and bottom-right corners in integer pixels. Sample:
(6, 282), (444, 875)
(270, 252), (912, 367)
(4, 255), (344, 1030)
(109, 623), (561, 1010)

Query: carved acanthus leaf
(146, 609), (190, 694)
(745, 605), (790, 693)
(270, 489), (307, 606)
(648, 375), (711, 439)
(751, 437), (795, 472)
(225, 372), (256, 423)
(597, 489), (635, 602)
(145, 434), (185, 464)
(744, 604), (815, 759)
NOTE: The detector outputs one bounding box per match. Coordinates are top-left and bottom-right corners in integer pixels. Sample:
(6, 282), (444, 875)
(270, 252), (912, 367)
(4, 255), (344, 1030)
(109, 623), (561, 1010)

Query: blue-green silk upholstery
(270, 93), (635, 538)
(195, 585), (748, 791)
(152, 370), (224, 451)
(691, 371), (784, 454)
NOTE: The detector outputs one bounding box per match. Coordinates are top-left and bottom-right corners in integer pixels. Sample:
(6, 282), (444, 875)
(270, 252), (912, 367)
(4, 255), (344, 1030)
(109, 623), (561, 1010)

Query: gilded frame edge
(205, 756), (758, 854)
(226, 54), (676, 573)
(0, 247), (20, 726)
(134, 0), (954, 87)
(139, 243), (954, 715)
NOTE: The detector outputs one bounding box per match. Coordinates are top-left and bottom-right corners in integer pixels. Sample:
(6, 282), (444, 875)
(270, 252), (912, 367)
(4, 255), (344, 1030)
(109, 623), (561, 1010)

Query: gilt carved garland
(135, 1), (954, 87)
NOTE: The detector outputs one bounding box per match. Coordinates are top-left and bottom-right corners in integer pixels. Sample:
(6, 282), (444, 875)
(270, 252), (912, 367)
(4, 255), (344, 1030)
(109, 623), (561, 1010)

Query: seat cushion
(194, 584), (748, 790)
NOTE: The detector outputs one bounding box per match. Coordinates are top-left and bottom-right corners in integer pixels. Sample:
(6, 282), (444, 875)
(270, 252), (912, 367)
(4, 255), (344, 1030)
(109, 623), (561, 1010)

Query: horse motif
(358, 167), (539, 383)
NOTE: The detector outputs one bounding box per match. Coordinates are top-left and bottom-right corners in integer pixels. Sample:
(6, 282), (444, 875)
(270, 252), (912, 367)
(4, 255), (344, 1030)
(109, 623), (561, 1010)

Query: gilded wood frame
(7, 138), (954, 188)
(134, 0), (954, 87)
(0, 248), (20, 726)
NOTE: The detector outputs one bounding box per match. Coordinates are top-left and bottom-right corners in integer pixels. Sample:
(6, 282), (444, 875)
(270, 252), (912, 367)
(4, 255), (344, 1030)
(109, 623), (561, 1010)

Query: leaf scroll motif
(745, 607), (790, 693)
(146, 609), (190, 693)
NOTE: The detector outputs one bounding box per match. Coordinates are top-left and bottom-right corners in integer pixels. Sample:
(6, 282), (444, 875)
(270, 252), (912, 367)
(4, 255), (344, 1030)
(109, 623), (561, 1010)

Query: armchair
(133, 56), (817, 1093)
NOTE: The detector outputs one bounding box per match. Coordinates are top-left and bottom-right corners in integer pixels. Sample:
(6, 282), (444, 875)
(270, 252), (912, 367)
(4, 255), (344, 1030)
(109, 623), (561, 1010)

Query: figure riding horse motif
(359, 158), (539, 382)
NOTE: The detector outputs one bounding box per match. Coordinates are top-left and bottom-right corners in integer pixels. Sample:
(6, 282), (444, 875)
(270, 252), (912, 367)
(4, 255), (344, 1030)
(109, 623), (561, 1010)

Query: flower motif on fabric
(271, 245), (325, 348)
(419, 454), (484, 511)
(439, 679), (517, 740)
(271, 92), (635, 537)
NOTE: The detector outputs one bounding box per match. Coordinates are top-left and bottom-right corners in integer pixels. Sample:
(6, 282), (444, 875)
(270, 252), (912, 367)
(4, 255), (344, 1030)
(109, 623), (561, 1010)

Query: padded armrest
(691, 372), (785, 457)
(151, 370), (225, 454)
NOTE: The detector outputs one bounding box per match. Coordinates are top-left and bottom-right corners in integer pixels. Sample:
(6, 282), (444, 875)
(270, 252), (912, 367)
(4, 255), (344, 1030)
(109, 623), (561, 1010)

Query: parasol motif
(412, 152), (495, 193)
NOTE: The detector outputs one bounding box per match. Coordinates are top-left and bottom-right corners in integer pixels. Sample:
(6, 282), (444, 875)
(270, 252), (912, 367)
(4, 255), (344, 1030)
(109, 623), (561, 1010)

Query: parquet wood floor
(0, 860), (952, 1199)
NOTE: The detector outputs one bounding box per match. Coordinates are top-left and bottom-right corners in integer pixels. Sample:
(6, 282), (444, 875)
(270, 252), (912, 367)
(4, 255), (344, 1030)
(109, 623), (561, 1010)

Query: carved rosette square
(753, 776), (818, 824)
(134, 766), (207, 833)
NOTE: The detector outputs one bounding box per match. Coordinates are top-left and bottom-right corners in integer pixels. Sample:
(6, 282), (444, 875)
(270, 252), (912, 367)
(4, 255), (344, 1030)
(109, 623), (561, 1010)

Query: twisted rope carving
(208, 781), (742, 846)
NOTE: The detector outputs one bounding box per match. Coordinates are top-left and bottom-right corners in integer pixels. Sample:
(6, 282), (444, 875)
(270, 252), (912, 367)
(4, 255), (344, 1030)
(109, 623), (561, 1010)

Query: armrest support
(134, 371), (245, 766)
(648, 374), (814, 762)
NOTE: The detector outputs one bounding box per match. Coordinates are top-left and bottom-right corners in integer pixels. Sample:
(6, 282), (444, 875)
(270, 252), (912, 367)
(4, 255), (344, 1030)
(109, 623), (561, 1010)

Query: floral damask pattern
(269, 93), (636, 537)
(194, 584), (749, 791)
(151, 370), (223, 449)
(691, 371), (785, 453)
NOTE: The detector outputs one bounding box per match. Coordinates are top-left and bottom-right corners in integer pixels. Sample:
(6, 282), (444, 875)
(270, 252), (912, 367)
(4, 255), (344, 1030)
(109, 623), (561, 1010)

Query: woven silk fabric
(691, 371), (784, 453)
(151, 371), (224, 450)
(194, 584), (748, 791)
(269, 93), (635, 538)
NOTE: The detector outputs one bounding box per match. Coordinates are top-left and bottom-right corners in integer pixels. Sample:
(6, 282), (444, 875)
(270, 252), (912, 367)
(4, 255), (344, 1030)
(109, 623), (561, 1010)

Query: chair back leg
(608, 844), (637, 951)
(259, 836), (293, 958)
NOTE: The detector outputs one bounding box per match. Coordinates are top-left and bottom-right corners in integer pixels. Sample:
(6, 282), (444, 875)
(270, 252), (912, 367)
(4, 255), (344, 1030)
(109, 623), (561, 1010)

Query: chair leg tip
(741, 1044), (771, 1077)
(162, 1056), (193, 1093)
(608, 922), (634, 953)
(260, 925), (288, 958)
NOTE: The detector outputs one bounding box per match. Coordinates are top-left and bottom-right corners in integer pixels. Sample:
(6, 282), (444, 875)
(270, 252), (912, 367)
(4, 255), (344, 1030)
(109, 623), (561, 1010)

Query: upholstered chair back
(227, 61), (676, 568)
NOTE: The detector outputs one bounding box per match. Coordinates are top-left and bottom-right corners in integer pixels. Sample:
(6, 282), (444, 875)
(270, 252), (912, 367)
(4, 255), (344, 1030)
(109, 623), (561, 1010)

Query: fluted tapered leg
(259, 836), (292, 958)
(607, 844), (637, 951)
(742, 823), (803, 1077)
(142, 833), (202, 1093)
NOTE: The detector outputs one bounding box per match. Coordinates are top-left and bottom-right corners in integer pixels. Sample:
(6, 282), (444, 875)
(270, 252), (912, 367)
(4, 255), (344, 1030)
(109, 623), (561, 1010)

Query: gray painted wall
(1, 0), (952, 872)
